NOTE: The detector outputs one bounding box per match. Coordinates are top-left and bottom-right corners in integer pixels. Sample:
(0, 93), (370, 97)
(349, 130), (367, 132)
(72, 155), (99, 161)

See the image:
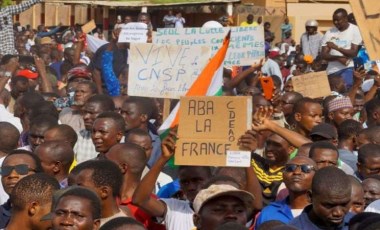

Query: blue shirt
(289, 205), (354, 230)
(255, 197), (293, 228)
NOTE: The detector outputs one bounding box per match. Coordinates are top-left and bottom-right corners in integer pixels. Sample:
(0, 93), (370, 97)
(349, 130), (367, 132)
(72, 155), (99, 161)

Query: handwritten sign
(153, 26), (265, 66)
(128, 43), (211, 99)
(292, 72), (331, 98)
(349, 0), (380, 60)
(81, 20), (96, 34)
(175, 96), (252, 167)
(118, 22), (148, 43)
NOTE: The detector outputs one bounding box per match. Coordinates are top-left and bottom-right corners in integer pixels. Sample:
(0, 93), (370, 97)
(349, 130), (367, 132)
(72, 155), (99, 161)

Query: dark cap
(310, 123), (337, 139)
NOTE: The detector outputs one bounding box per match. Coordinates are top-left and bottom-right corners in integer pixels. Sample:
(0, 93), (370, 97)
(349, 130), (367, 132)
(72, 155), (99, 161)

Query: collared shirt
(59, 178), (68, 189)
(0, 0), (41, 55)
(74, 129), (97, 163)
(289, 205), (354, 230)
(300, 32), (323, 59)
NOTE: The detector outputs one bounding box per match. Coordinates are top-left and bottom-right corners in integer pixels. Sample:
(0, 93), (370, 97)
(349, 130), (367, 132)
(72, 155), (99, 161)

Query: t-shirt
(321, 23), (362, 74)
(300, 32), (323, 59)
(240, 21), (258, 27)
(160, 198), (194, 230)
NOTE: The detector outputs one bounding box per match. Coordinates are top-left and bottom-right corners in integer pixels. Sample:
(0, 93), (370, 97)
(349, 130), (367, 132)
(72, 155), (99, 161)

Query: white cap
(305, 19), (318, 27)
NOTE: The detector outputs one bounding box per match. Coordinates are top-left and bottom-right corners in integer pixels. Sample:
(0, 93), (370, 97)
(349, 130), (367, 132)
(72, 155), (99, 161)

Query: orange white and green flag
(158, 30), (231, 139)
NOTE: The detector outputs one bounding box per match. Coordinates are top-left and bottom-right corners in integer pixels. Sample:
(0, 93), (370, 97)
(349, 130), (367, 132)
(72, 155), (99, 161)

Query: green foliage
(2, 0), (13, 7)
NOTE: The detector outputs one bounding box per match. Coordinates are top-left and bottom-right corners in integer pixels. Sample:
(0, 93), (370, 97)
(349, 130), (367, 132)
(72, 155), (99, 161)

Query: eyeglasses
(284, 164), (316, 173)
(0, 164), (36, 176)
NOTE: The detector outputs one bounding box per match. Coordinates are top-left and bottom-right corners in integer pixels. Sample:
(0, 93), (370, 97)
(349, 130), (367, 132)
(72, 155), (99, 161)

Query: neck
(55, 173), (68, 184)
(308, 207), (338, 229)
(120, 174), (140, 201)
(289, 192), (310, 209)
(101, 198), (121, 218)
(6, 213), (30, 230)
(338, 139), (354, 152)
(295, 125), (309, 138)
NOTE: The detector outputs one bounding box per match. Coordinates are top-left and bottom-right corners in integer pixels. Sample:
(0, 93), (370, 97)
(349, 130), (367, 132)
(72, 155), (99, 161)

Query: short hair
(99, 217), (146, 230)
(11, 173), (60, 212)
(312, 166), (350, 196)
(362, 126), (380, 143)
(126, 128), (151, 140)
(366, 98), (380, 119)
(86, 94), (115, 112)
(1, 54), (16, 65)
(30, 115), (58, 129)
(96, 111), (126, 133)
(309, 141), (339, 158)
(293, 97), (319, 114)
(203, 175), (240, 189)
(178, 166), (213, 178)
(358, 144), (380, 164)
(338, 119), (362, 141)
(17, 91), (44, 109)
(56, 186), (101, 219)
(45, 124), (78, 148)
(107, 143), (147, 175)
(36, 141), (74, 172)
(77, 81), (98, 95)
(123, 97), (154, 119)
(349, 212), (380, 230)
(29, 100), (59, 120)
(334, 8), (348, 17)
(257, 220), (285, 230)
(4, 150), (43, 173)
(70, 160), (123, 197)
(0, 122), (20, 154)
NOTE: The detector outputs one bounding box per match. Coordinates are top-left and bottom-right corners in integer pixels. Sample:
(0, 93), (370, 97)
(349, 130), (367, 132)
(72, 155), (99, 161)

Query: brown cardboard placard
(175, 96), (252, 167)
(81, 20), (96, 34)
(292, 71), (331, 98)
(349, 0), (380, 61)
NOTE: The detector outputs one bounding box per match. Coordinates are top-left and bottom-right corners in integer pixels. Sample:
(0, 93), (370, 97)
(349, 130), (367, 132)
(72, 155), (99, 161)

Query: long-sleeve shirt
(0, 0), (42, 55)
(36, 26), (61, 38)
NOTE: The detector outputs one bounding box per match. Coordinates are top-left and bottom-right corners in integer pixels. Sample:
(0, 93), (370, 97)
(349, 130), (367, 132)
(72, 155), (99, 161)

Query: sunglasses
(284, 164), (316, 173)
(0, 164), (36, 176)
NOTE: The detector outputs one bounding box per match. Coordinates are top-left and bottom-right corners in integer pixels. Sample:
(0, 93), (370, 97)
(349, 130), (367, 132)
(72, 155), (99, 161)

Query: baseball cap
(309, 123), (337, 139)
(67, 66), (92, 82)
(17, 69), (38, 79)
(193, 184), (254, 213)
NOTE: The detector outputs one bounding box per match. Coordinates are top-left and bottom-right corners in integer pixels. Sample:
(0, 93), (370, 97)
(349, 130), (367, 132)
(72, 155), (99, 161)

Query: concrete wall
(287, 3), (351, 41)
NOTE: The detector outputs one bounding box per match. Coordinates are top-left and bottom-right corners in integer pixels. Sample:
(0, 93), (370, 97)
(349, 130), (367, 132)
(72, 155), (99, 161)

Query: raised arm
(7, 0), (42, 15)
(132, 130), (177, 218)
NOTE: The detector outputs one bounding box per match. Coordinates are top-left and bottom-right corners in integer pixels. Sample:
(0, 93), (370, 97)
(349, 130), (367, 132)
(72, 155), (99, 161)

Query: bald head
(106, 143), (147, 176)
(44, 124), (78, 148)
(0, 122), (20, 154)
(312, 166), (350, 196)
(35, 141), (74, 177)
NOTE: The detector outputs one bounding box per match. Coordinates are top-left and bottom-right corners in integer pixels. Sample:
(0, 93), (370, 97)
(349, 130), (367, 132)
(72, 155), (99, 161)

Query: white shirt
(0, 104), (22, 133)
(365, 199), (380, 213)
(160, 199), (194, 230)
(261, 58), (283, 90)
(321, 23), (362, 74)
(142, 166), (173, 193)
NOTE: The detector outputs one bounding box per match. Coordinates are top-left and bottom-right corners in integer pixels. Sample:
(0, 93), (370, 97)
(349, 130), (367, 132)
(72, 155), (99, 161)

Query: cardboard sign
(349, 0), (380, 60)
(153, 26), (265, 66)
(128, 43), (211, 99)
(81, 20), (96, 34)
(118, 22), (148, 43)
(292, 72), (331, 98)
(175, 96), (252, 167)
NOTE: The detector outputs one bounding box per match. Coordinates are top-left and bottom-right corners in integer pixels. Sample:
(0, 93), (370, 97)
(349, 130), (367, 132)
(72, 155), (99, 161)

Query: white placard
(226, 151), (251, 167)
(118, 22), (148, 43)
(128, 43), (211, 99)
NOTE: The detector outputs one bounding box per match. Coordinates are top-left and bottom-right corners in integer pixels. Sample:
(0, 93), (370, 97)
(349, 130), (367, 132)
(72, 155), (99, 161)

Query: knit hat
(327, 96), (353, 113)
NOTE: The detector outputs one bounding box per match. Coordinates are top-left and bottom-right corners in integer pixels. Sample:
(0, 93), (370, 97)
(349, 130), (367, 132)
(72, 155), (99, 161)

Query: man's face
(306, 26), (317, 35)
(362, 178), (380, 207)
(280, 94), (296, 117)
(82, 102), (103, 131)
(311, 148), (338, 169)
(358, 156), (380, 179)
(330, 108), (354, 126)
(139, 15), (149, 25)
(74, 84), (94, 106)
(121, 102), (144, 131)
(1, 154), (37, 195)
(247, 15), (253, 23)
(179, 167), (210, 202)
(283, 157), (315, 193)
(264, 134), (291, 167)
(127, 134), (152, 160)
(125, 16), (132, 24)
(333, 12), (348, 31)
(92, 118), (122, 154)
(354, 99), (365, 114)
(296, 103), (322, 132)
(11, 80), (29, 99)
(284, 80), (293, 93)
(70, 169), (101, 197)
(52, 196), (98, 230)
(350, 184), (364, 214)
(35, 146), (55, 177)
(357, 134), (370, 148)
(195, 196), (247, 230)
(312, 190), (351, 227)
(29, 125), (50, 151)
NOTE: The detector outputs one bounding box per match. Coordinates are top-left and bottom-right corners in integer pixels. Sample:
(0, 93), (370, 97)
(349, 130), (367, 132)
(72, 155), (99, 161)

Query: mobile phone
(260, 76), (274, 100)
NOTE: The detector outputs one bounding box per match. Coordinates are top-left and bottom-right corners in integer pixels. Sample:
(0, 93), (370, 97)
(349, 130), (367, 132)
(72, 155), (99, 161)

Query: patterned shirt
(74, 129), (98, 163)
(0, 0), (42, 55)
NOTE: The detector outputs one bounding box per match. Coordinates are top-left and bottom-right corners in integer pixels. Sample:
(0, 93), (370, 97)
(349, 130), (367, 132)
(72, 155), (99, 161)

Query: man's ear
(140, 113), (148, 123)
(116, 131), (123, 142)
(27, 201), (38, 216)
(93, 219), (101, 230)
(294, 112), (302, 122)
(328, 112), (334, 122)
(53, 161), (61, 173)
(99, 186), (110, 200)
(193, 213), (201, 229)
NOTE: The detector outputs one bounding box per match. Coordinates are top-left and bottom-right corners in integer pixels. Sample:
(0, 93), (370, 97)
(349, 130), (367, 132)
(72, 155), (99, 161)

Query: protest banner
(128, 43), (211, 99)
(118, 22), (148, 43)
(175, 96), (252, 167)
(81, 20), (96, 34)
(153, 26), (265, 66)
(292, 71), (331, 98)
(349, 0), (380, 61)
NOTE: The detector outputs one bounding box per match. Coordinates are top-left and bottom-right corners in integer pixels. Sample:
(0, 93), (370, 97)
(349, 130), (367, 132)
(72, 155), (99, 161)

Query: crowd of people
(0, 0), (379, 228)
